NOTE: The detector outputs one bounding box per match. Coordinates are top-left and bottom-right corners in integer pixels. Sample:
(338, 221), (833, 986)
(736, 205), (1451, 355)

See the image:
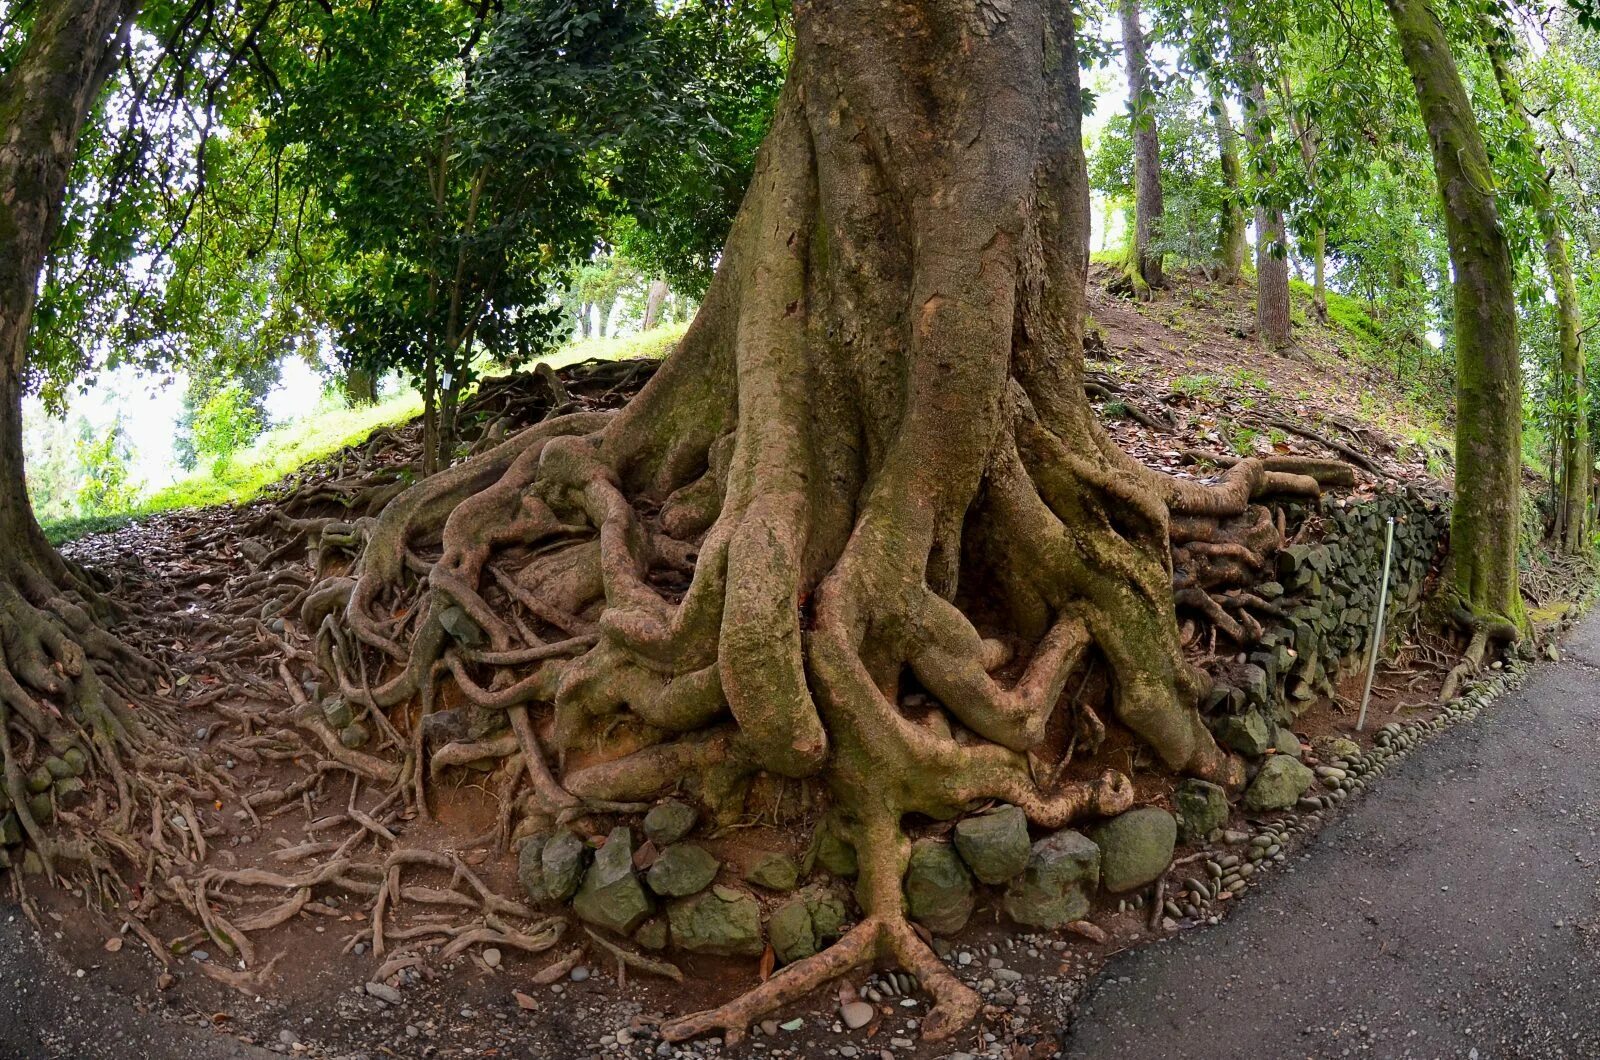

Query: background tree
(1120, 0), (1166, 294)
(1386, 0), (1526, 649)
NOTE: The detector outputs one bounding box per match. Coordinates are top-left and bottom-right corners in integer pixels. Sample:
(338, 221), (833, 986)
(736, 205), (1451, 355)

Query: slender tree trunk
(1231, 33), (1292, 349)
(1487, 46), (1588, 554)
(642, 279), (670, 330)
(1387, 0), (1524, 633)
(1120, 0), (1164, 294)
(1210, 80), (1247, 284)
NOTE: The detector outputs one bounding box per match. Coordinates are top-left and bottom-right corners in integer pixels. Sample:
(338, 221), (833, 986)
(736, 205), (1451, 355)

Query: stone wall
(1206, 489), (1450, 737)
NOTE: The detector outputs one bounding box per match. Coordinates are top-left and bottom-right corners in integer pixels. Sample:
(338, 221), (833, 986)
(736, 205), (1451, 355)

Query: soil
(0, 270), (1566, 1059)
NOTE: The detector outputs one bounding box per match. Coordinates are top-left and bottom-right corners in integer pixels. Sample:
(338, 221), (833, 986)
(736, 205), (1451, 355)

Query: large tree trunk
(1210, 79), (1247, 284)
(0, 0), (164, 876)
(1120, 0), (1164, 295)
(1487, 46), (1588, 555)
(309, 1), (1335, 1041)
(1387, 0), (1524, 634)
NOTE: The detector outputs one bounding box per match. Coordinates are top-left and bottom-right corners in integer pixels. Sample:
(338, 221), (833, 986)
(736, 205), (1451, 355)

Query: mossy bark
(1120, 0), (1164, 292)
(1231, 30), (1291, 350)
(1487, 47), (1588, 555)
(1387, 0), (1525, 633)
(0, 0), (154, 876)
(1210, 79), (1247, 284)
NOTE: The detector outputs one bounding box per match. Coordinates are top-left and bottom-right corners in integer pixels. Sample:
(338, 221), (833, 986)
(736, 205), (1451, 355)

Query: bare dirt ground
(0, 271), (1565, 1060)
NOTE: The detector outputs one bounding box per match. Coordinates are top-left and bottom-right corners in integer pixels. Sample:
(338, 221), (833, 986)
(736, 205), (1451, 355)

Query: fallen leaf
(513, 990), (538, 1010)
(758, 944), (775, 982)
(104, 937), (124, 953)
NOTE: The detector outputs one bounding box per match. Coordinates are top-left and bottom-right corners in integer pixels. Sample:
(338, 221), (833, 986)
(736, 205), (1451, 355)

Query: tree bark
(1228, 17), (1293, 350)
(1120, 0), (1164, 294)
(0, 0), (162, 877)
(309, 1), (1338, 1042)
(1487, 45), (1588, 555)
(642, 279), (669, 330)
(1387, 0), (1524, 633)
(1210, 79), (1247, 284)
(343, 366), (379, 406)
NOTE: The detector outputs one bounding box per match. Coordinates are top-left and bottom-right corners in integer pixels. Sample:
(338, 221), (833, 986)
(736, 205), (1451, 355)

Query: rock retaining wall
(1207, 489), (1449, 737)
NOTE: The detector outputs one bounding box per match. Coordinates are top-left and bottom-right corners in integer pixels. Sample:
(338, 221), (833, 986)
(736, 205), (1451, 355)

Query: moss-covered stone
(744, 851), (800, 891)
(1003, 829), (1099, 928)
(904, 839), (974, 935)
(572, 826), (654, 934)
(769, 897), (817, 964)
(1215, 710), (1272, 757)
(516, 834), (547, 902)
(814, 820), (858, 878)
(646, 843), (720, 897)
(541, 830), (589, 901)
(1174, 779), (1229, 842)
(1242, 755), (1315, 811)
(953, 805), (1030, 884)
(1088, 807), (1175, 893)
(668, 886), (763, 956)
(642, 800), (697, 846)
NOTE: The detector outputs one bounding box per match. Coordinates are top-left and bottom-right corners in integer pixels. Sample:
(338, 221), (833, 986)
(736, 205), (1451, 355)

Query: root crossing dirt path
(1066, 611), (1600, 1060)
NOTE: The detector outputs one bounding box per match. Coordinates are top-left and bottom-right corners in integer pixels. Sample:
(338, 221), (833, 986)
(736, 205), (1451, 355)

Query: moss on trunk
(1387, 0), (1525, 633)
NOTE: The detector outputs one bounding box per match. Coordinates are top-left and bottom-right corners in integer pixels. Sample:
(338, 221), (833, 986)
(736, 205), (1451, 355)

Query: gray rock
(420, 709), (467, 747)
(904, 839), (974, 935)
(643, 801), (697, 846)
(572, 826), (654, 934)
(338, 722), (370, 749)
(321, 696), (354, 730)
(541, 830), (589, 901)
(1089, 807), (1176, 894)
(365, 982), (402, 1004)
(769, 897), (817, 965)
(953, 805), (1030, 884)
(840, 1001), (875, 1030)
(1174, 779), (1229, 843)
(1216, 711), (1272, 757)
(437, 605), (486, 647)
(668, 886), (764, 956)
(1273, 726), (1302, 757)
(745, 851), (800, 891)
(516, 834), (547, 902)
(1242, 755), (1315, 812)
(1003, 829), (1099, 928)
(646, 843), (720, 897)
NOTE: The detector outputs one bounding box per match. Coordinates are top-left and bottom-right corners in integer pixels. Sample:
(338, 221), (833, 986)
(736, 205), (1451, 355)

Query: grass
(41, 323), (689, 546)
(42, 391), (423, 544)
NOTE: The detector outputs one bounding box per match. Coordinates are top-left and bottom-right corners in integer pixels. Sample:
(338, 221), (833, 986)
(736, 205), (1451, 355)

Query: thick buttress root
(0, 543), (226, 891)
(282, 2), (1378, 1041)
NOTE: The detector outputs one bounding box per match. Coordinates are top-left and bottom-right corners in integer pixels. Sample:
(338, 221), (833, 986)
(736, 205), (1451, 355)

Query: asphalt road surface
(1066, 612), (1600, 1060)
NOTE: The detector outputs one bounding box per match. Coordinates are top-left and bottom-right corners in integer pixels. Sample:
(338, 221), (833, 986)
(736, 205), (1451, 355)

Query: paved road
(1066, 612), (1600, 1060)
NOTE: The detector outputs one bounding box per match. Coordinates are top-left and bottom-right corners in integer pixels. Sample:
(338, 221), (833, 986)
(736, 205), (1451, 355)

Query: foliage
(73, 417), (142, 518)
